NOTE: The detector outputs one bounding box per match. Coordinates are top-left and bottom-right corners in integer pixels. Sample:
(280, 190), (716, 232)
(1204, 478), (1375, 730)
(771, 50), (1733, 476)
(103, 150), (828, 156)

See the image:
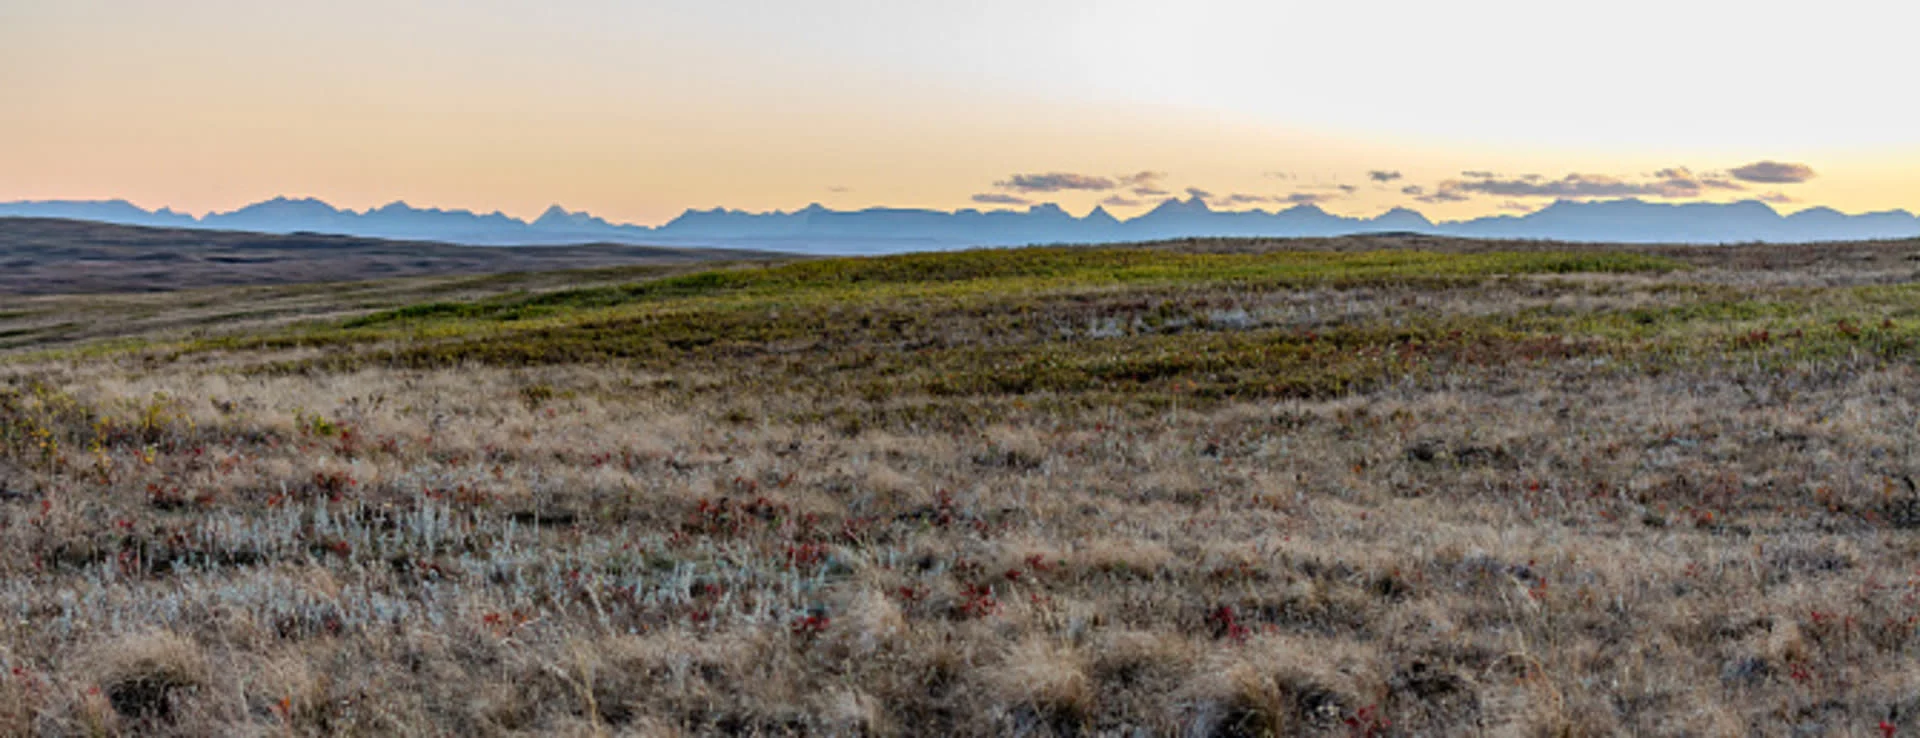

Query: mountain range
(3, 196), (1917, 253)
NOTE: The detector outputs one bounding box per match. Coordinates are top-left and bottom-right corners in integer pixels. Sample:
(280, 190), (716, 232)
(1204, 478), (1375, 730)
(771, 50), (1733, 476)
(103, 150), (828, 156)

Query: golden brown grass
(2, 236), (1920, 735)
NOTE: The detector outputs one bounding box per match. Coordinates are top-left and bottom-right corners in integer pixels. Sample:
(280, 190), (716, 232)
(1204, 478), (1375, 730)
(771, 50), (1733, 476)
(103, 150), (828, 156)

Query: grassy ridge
(180, 248), (1691, 411)
(212, 246), (1920, 405)
(339, 247), (1683, 329)
(65, 245), (1920, 414)
(163, 245), (1920, 418)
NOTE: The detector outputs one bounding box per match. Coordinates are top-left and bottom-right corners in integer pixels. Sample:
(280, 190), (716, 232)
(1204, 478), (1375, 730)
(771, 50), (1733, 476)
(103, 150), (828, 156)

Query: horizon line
(5, 193), (1912, 230)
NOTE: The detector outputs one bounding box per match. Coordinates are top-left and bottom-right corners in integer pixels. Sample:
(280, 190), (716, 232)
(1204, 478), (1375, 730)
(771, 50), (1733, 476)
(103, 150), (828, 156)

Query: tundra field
(8, 234), (1920, 736)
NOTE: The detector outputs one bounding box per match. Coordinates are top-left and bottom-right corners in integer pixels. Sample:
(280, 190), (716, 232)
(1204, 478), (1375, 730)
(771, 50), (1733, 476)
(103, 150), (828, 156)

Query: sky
(5, 0), (1918, 225)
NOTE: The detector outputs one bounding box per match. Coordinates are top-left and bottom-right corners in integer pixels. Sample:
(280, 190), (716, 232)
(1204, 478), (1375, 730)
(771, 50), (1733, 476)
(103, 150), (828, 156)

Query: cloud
(971, 193), (1032, 206)
(1451, 173), (1668, 199)
(1500, 200), (1539, 213)
(1368, 170), (1403, 183)
(994, 172), (1117, 193)
(1415, 189), (1471, 204)
(1412, 165), (1776, 206)
(1206, 192), (1339, 208)
(990, 169), (1174, 194)
(826, 185), (851, 193)
(1299, 182), (1357, 193)
(1099, 195), (1145, 208)
(1447, 169), (1754, 200)
(1264, 172), (1294, 180)
(1654, 167), (1742, 189)
(1185, 187), (1214, 200)
(1729, 161), (1817, 184)
(1646, 167), (1745, 198)
(1759, 192), (1797, 204)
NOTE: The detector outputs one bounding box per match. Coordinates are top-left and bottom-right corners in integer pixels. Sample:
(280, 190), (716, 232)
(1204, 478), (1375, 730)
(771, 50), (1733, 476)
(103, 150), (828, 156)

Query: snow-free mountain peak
(4, 196), (1917, 252)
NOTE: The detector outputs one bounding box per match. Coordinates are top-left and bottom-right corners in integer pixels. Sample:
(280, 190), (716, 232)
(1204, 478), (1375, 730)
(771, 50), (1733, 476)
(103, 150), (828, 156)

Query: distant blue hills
(3, 195), (1917, 253)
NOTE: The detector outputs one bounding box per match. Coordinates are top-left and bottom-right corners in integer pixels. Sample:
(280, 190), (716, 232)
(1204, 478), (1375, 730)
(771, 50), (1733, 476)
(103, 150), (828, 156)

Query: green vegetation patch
(41, 245), (1718, 413)
(340, 247), (1683, 329)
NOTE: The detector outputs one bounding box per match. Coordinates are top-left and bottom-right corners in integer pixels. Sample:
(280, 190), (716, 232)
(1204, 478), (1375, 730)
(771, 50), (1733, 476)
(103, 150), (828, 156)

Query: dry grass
(2, 236), (1920, 735)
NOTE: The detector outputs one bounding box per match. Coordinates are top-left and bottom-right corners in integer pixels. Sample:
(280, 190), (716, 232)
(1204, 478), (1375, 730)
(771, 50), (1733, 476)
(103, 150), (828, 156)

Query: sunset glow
(7, 0), (1917, 225)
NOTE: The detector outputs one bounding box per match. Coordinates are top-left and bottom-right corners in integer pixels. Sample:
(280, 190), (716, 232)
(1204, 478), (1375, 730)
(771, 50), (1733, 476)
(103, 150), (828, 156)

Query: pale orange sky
(5, 0), (1917, 225)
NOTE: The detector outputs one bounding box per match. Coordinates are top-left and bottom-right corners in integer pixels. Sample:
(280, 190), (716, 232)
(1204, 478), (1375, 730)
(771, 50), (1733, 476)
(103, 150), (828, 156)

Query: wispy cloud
(971, 192), (1031, 206)
(1184, 187), (1214, 200)
(1645, 167), (1746, 197)
(1368, 170), (1403, 183)
(994, 172), (1117, 193)
(1436, 168), (1750, 201)
(991, 170), (1175, 194)
(1415, 189), (1471, 204)
(1099, 195), (1145, 208)
(1297, 182), (1358, 194)
(1500, 200), (1539, 213)
(1208, 192), (1340, 207)
(1451, 173), (1669, 199)
(1461, 171), (1498, 179)
(1400, 185), (1426, 196)
(1283, 192), (1337, 205)
(1759, 192), (1797, 204)
(1730, 161), (1817, 184)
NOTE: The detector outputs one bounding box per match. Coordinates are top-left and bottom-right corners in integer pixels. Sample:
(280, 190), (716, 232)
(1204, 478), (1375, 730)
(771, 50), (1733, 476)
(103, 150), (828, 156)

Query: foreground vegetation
(5, 236), (1920, 735)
